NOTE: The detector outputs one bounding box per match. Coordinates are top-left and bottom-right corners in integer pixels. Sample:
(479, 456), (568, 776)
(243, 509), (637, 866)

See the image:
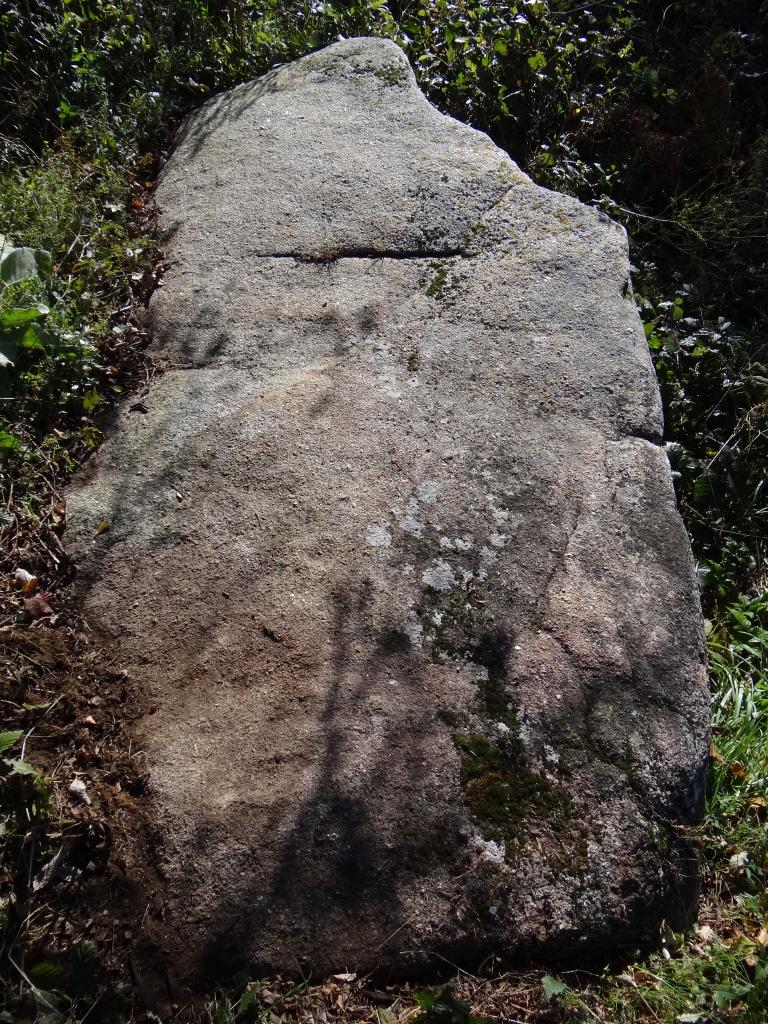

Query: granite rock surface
(66, 37), (710, 978)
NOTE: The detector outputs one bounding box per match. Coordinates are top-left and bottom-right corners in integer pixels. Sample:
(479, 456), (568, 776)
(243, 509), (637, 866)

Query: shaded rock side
(66, 38), (710, 978)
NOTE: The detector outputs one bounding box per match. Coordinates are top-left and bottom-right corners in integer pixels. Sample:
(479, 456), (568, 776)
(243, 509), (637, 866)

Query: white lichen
(422, 559), (456, 591)
(472, 835), (506, 865)
(400, 516), (424, 537)
(365, 524), (392, 547)
(416, 480), (442, 503)
(404, 621), (423, 647)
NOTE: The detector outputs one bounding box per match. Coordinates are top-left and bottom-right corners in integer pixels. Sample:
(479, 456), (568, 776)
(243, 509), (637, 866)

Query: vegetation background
(0, 1), (766, 1021)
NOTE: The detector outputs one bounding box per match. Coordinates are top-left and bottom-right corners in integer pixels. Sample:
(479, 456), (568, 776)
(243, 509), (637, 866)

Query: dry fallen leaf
(14, 568), (38, 593)
(747, 796), (767, 814)
(68, 778), (91, 805)
(332, 974), (357, 983)
(698, 924), (717, 943)
(24, 591), (54, 618)
(722, 927), (753, 949)
(710, 742), (725, 764)
(94, 518), (110, 536)
(757, 927), (768, 948)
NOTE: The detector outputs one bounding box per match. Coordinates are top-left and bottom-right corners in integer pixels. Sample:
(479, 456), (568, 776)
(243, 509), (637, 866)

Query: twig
(372, 913), (420, 953)
(607, 201), (707, 242)
(20, 725), (35, 762)
(9, 954), (61, 1013)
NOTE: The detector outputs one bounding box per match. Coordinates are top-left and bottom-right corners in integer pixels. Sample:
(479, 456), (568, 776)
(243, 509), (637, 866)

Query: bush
(1, 2), (767, 1020)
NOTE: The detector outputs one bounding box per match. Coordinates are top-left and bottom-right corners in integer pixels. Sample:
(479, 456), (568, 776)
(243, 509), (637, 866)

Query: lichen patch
(422, 558), (456, 591)
(365, 523), (392, 547)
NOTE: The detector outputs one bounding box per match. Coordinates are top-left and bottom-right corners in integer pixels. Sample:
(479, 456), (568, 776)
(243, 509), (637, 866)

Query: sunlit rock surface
(67, 38), (709, 979)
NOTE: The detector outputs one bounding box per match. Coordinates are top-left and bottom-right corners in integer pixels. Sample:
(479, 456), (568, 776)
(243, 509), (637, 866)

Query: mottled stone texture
(66, 38), (709, 978)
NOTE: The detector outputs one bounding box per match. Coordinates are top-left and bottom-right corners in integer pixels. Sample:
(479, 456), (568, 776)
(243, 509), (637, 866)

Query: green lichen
(420, 582), (575, 850)
(371, 63), (408, 86)
(438, 707), (466, 729)
(424, 259), (467, 302)
(425, 261), (450, 299)
(421, 580), (572, 850)
(312, 52), (406, 87)
(453, 730), (570, 846)
(420, 585), (517, 726)
(423, 586), (480, 657)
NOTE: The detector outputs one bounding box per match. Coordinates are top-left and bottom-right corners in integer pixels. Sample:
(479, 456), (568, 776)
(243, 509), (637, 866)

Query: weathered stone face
(66, 38), (710, 978)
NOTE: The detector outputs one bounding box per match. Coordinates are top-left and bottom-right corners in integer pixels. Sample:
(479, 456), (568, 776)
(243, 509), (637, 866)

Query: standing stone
(66, 38), (710, 978)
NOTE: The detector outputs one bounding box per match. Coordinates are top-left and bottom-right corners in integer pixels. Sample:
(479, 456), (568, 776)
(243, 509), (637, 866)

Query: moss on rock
(453, 730), (572, 846)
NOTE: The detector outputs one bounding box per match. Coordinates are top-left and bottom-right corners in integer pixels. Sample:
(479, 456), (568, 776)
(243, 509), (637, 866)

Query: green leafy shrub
(3, 3), (763, 602)
(1, 2), (767, 1019)
(709, 596), (768, 830)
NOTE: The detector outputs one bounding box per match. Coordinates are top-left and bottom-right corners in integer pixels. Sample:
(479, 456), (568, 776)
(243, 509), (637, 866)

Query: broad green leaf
(239, 988), (261, 1018)
(5, 756), (41, 778)
(0, 730), (22, 753)
(542, 975), (567, 1000)
(58, 98), (75, 120)
(0, 303), (49, 329)
(38, 1009), (66, 1024)
(82, 387), (101, 412)
(713, 983), (752, 1009)
(0, 246), (52, 285)
(17, 323), (49, 351)
(212, 999), (233, 1024)
(0, 322), (49, 368)
(0, 431), (22, 455)
(31, 984), (64, 1024)
(28, 961), (68, 989)
(528, 51), (546, 71)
